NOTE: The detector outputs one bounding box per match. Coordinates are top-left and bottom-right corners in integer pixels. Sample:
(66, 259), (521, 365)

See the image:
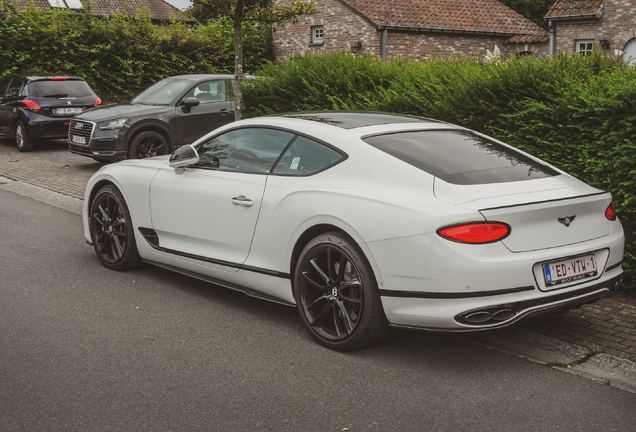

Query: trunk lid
(434, 175), (613, 252)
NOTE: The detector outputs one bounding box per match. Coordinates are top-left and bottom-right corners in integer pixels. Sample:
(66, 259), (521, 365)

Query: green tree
(498, 0), (554, 30)
(190, 0), (317, 120)
(191, 0), (270, 23)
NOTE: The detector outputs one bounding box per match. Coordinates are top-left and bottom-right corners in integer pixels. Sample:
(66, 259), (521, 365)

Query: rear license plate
(71, 135), (86, 144)
(543, 253), (598, 287)
(55, 107), (83, 115)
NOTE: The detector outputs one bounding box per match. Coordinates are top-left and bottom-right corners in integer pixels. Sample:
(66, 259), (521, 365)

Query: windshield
(131, 79), (192, 105)
(363, 130), (559, 185)
(29, 80), (94, 98)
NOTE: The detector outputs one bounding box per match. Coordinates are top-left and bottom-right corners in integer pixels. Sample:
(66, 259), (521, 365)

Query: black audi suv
(69, 74), (239, 161)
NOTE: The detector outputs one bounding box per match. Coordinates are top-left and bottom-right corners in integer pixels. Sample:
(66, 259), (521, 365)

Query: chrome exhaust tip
(457, 305), (516, 325)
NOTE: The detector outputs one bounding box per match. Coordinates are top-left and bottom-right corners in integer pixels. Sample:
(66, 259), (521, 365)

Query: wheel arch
(87, 179), (118, 210)
(289, 223), (384, 292)
(126, 122), (174, 151)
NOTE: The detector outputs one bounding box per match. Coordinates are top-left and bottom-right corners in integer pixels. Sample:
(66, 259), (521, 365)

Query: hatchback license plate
(71, 135), (86, 144)
(55, 107), (83, 115)
(543, 253), (598, 287)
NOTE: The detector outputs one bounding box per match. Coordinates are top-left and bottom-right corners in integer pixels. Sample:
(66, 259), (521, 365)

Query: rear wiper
(43, 94), (68, 98)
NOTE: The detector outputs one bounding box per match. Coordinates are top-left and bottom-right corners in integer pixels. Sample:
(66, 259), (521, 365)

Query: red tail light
(51, 77), (67, 80)
(94, 97), (102, 107)
(438, 222), (510, 244)
(22, 99), (41, 113)
(605, 203), (616, 221)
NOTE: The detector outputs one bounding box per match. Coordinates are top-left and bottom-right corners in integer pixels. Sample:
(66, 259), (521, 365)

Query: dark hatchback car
(0, 75), (101, 152)
(69, 74), (238, 161)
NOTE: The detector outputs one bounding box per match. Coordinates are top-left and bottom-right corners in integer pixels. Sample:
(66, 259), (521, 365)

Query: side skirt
(142, 259), (295, 307)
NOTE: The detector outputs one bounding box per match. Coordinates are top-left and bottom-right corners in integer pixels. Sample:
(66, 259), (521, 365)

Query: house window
(576, 40), (594, 55)
(47, 0), (83, 9)
(312, 26), (324, 44)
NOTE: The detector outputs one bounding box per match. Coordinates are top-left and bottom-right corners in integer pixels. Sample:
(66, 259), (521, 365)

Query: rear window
(363, 130), (559, 185)
(29, 79), (94, 98)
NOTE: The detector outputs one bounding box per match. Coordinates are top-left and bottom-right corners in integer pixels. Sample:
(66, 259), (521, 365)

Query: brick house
(272, 0), (549, 61)
(544, 0), (636, 64)
(13, 0), (185, 23)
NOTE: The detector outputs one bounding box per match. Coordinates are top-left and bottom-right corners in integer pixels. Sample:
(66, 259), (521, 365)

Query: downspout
(381, 29), (388, 60)
(549, 20), (555, 57)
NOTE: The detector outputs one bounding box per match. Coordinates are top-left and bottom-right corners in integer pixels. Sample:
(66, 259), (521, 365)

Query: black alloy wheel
(128, 130), (169, 159)
(15, 121), (35, 152)
(294, 232), (390, 351)
(90, 185), (142, 271)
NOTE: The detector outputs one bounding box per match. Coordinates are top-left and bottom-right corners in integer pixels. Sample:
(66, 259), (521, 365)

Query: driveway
(0, 139), (97, 200)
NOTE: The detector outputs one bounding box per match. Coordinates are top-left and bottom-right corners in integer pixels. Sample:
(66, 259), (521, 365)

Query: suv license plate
(71, 135), (86, 144)
(543, 253), (598, 287)
(55, 107), (83, 115)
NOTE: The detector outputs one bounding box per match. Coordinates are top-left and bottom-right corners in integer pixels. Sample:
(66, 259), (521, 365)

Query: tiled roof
(340, 0), (548, 38)
(544, 0), (603, 19)
(13, 0), (185, 21)
(507, 34), (550, 44)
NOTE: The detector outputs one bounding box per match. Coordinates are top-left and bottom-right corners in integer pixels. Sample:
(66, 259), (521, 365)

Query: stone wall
(273, 0), (381, 59)
(384, 32), (547, 61)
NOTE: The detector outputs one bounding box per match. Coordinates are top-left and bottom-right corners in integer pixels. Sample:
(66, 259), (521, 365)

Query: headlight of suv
(98, 118), (127, 130)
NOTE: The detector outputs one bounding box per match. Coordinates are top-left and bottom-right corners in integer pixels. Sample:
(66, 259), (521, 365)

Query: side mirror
(169, 144), (199, 174)
(181, 97), (200, 113)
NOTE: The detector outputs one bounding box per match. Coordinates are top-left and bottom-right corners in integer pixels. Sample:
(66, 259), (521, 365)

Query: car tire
(127, 130), (169, 159)
(89, 184), (143, 271)
(293, 231), (391, 351)
(15, 121), (35, 152)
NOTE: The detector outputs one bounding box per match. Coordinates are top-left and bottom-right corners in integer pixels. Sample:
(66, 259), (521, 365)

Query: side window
(195, 128), (295, 174)
(0, 79), (10, 102)
(224, 80), (234, 101)
(5, 79), (23, 100)
(182, 80), (226, 104)
(272, 135), (344, 176)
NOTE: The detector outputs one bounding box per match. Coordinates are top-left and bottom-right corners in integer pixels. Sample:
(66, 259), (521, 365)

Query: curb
(459, 326), (636, 394)
(0, 176), (83, 215)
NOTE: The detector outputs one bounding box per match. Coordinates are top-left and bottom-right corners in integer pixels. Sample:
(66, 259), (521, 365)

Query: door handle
(232, 195), (254, 207)
(220, 109), (228, 115)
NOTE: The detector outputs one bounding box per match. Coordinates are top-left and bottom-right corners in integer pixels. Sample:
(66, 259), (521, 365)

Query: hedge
(243, 52), (636, 287)
(0, 1), (273, 101)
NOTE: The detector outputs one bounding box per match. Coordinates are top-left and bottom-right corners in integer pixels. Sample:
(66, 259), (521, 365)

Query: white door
(149, 167), (267, 271)
(149, 127), (295, 271)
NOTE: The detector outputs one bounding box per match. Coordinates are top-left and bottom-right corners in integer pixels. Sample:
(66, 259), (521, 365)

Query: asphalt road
(1, 188), (636, 431)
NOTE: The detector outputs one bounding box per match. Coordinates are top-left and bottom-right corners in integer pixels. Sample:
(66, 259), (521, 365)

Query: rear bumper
(385, 272), (622, 332)
(23, 111), (72, 140)
(371, 220), (625, 331)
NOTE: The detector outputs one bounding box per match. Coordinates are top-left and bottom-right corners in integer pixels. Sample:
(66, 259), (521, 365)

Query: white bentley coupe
(83, 112), (625, 350)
